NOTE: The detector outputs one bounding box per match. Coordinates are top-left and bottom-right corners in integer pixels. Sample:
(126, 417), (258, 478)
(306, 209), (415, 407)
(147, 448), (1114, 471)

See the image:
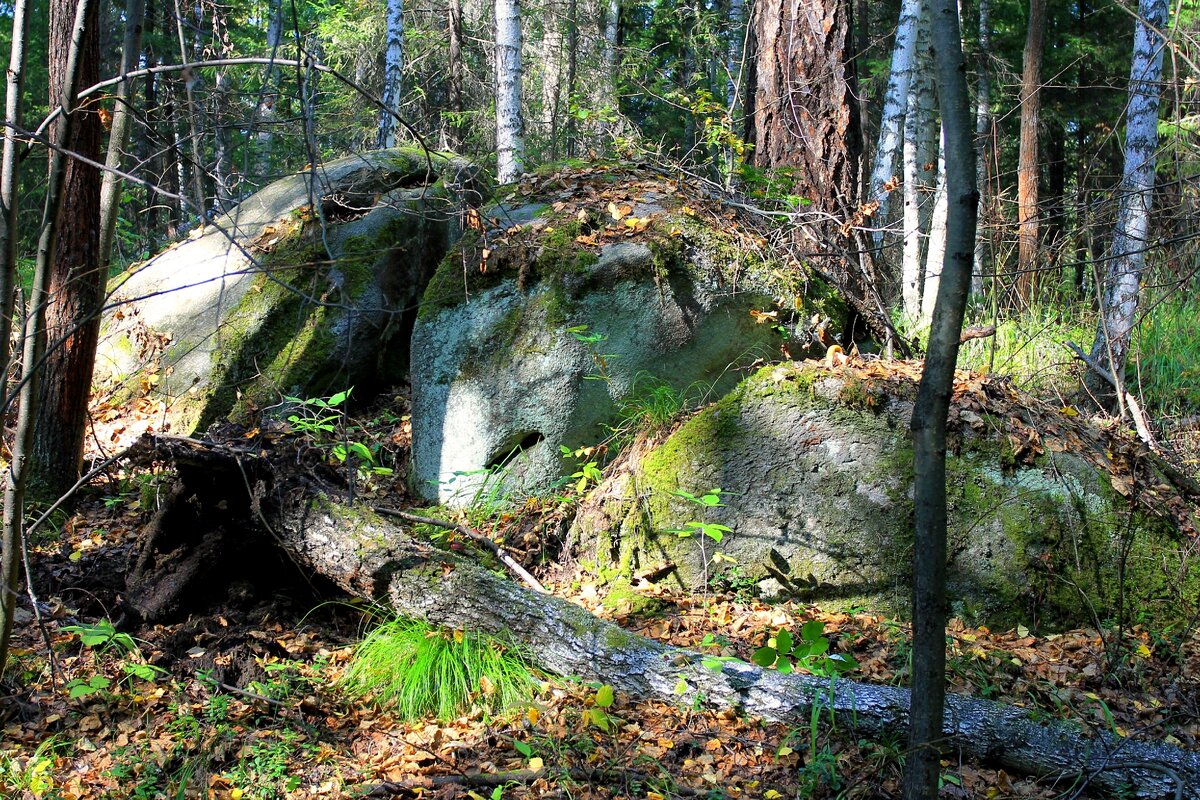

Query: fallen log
(131, 434), (1200, 799)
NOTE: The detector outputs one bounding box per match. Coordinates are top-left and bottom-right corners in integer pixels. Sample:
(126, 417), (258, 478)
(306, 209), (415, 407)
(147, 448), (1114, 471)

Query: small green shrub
(339, 617), (536, 720)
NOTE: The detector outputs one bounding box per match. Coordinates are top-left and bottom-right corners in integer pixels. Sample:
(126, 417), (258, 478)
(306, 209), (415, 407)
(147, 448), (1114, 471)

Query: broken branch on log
(373, 506), (546, 594)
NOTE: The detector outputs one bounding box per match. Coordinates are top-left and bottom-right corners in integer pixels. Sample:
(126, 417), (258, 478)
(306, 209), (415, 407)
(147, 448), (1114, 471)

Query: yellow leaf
(1136, 644), (1152, 658)
(776, 746), (793, 757)
(765, 790), (783, 799)
(528, 757), (544, 771)
(231, 790), (245, 800)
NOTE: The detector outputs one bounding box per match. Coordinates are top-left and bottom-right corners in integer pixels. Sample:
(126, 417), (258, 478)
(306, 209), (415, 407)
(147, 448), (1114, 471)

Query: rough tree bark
(746, 0), (898, 346)
(29, 0), (104, 504)
(1083, 0), (1169, 405)
(1014, 0), (1046, 307)
(98, 0), (147, 269)
(126, 434), (1200, 800)
(495, 0), (526, 183)
(378, 0), (406, 149)
(1, 0), (94, 680)
(905, 0), (977, 794)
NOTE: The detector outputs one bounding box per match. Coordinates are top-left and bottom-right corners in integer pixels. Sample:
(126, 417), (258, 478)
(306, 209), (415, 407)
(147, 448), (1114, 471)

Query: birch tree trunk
(0, 0), (31, 414)
(920, 127), (948, 326)
(868, 0), (922, 253)
(98, 0), (146, 269)
(1083, 0), (1169, 404)
(900, 0), (934, 321)
(971, 0), (991, 296)
(1014, 0), (1046, 307)
(905, 0), (977, 791)
(494, 0), (526, 183)
(378, 0), (405, 149)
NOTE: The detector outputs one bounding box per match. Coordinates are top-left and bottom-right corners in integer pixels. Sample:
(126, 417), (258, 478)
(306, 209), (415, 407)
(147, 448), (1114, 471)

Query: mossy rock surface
(410, 167), (842, 505)
(568, 361), (1198, 630)
(95, 149), (481, 433)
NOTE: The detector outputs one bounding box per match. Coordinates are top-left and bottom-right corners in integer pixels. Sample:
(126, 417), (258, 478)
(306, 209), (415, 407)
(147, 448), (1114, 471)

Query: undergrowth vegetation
(338, 615), (537, 720)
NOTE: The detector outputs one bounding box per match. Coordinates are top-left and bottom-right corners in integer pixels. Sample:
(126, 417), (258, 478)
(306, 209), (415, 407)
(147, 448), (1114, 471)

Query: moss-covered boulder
(568, 361), (1198, 629)
(95, 149), (483, 433)
(410, 168), (844, 505)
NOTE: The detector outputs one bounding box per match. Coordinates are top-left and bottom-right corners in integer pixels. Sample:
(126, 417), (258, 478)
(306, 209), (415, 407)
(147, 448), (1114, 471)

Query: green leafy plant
(61, 620), (166, 697)
(285, 388), (394, 482)
(751, 621), (858, 678)
(560, 445), (603, 493)
(584, 683), (616, 731)
(664, 488), (732, 543)
(339, 615), (536, 721)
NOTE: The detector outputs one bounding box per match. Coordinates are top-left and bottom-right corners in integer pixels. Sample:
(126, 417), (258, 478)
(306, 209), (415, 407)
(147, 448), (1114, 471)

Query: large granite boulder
(568, 361), (1198, 629)
(409, 169), (845, 505)
(94, 149), (482, 434)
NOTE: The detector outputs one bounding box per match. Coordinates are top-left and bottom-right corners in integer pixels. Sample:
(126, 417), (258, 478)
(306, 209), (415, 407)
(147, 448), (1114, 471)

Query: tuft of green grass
(339, 617), (536, 720)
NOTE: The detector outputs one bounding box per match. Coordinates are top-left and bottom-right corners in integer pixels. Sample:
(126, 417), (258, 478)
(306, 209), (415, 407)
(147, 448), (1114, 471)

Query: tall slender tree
(98, 0), (147, 269)
(904, 0), (977, 793)
(495, 0), (525, 182)
(1014, 0), (1046, 306)
(0, 0), (31, 415)
(1084, 0), (1169, 404)
(971, 0), (991, 295)
(29, 0), (104, 503)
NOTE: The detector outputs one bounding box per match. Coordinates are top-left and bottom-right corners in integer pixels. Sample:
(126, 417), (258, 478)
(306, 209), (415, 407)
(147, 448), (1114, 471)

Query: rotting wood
(127, 433), (1200, 799)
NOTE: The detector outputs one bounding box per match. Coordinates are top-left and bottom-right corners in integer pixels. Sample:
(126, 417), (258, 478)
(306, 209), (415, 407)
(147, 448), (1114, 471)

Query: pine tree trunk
(563, 0), (578, 156)
(1014, 0), (1046, 307)
(29, 0), (104, 504)
(378, 0), (406, 149)
(868, 0), (922, 255)
(1084, 0), (1169, 404)
(494, 0), (525, 182)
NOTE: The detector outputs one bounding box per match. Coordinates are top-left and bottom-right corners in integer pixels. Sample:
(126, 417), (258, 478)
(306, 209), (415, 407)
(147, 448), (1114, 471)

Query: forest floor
(1, 388), (1199, 800)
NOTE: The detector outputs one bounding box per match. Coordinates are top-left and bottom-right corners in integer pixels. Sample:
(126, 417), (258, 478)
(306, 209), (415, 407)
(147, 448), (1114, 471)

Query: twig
(373, 507), (547, 594)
